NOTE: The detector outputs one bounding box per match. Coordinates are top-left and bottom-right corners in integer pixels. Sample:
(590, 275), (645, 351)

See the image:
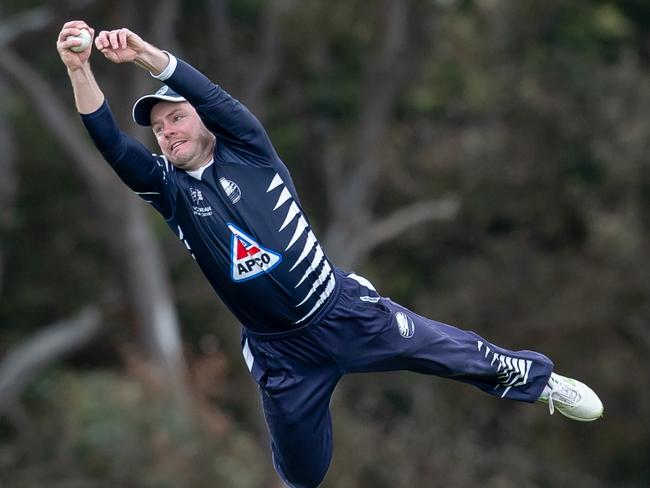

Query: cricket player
(57, 20), (604, 488)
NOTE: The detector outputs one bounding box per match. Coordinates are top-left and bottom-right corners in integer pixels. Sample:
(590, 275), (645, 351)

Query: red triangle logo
(229, 224), (282, 282)
(236, 238), (260, 260)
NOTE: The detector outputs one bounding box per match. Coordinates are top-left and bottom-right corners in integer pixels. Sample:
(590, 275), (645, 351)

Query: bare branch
(0, 7), (53, 44)
(363, 196), (460, 250)
(0, 306), (103, 412)
(335, 196), (460, 269)
(0, 0), (98, 45)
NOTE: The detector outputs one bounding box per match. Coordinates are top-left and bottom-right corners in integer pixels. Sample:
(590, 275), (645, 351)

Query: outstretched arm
(57, 22), (173, 216)
(56, 20), (104, 114)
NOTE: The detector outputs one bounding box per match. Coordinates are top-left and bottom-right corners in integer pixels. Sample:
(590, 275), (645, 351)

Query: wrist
(67, 62), (93, 80)
(132, 42), (169, 75)
(151, 51), (177, 80)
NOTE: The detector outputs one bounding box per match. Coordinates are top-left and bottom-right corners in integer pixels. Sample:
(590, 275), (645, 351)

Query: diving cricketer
(57, 20), (603, 488)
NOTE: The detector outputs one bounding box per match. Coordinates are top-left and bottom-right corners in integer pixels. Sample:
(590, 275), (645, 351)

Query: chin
(168, 154), (192, 169)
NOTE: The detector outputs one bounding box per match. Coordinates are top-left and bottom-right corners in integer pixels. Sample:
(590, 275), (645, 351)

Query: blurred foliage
(1, 0), (649, 487)
(0, 368), (266, 487)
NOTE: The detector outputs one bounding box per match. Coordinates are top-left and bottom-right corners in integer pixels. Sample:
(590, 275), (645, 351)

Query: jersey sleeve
(81, 101), (175, 218)
(162, 59), (279, 166)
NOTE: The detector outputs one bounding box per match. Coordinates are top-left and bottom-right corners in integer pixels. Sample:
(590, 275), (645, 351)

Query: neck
(188, 137), (216, 171)
(192, 155), (213, 171)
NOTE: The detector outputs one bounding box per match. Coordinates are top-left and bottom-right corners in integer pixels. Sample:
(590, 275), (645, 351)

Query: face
(150, 101), (216, 171)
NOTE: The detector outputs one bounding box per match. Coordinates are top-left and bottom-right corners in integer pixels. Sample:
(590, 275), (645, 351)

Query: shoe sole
(557, 407), (604, 422)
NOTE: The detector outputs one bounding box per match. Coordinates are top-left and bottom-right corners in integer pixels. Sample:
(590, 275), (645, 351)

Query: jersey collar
(186, 158), (214, 180)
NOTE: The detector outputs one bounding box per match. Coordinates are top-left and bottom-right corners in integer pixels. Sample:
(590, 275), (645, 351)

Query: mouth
(170, 140), (187, 152)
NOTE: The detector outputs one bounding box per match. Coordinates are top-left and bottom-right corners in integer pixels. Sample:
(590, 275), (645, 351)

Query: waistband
(242, 268), (344, 341)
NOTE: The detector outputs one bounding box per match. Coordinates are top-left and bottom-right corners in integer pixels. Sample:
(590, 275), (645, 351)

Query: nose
(162, 124), (176, 138)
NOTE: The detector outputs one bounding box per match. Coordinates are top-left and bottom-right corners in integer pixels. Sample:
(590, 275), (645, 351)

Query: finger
(108, 30), (120, 50)
(59, 37), (81, 51)
(58, 31), (84, 51)
(61, 21), (91, 39)
(62, 20), (87, 30)
(58, 27), (82, 42)
(118, 28), (128, 50)
(96, 31), (111, 49)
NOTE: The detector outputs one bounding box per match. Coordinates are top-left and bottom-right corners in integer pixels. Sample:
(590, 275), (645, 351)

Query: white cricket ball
(67, 29), (91, 53)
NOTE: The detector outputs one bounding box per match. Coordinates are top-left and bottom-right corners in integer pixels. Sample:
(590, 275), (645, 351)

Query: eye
(173, 114), (185, 122)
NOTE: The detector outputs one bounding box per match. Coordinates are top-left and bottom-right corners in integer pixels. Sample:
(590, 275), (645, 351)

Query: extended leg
(242, 333), (341, 488)
(338, 297), (553, 402)
(335, 294), (602, 418)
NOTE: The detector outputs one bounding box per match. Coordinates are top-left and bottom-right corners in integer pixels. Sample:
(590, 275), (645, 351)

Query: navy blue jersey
(82, 59), (339, 334)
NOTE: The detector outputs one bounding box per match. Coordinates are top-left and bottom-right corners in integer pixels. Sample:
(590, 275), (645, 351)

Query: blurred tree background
(1, 0), (649, 486)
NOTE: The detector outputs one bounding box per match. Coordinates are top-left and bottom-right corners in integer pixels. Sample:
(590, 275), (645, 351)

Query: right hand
(57, 20), (95, 70)
(95, 28), (146, 64)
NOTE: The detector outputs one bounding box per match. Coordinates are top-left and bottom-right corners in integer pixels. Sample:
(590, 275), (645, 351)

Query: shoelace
(546, 379), (580, 415)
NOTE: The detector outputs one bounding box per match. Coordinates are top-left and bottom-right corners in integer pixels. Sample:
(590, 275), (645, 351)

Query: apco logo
(219, 177), (241, 204)
(190, 187), (213, 217)
(228, 223), (281, 282)
(395, 312), (415, 338)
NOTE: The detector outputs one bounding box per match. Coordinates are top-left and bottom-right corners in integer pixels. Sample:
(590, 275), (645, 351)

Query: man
(57, 20), (603, 488)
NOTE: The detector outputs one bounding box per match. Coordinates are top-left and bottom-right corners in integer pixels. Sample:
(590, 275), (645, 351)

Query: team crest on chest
(219, 177), (241, 204)
(189, 187), (213, 216)
(228, 223), (281, 282)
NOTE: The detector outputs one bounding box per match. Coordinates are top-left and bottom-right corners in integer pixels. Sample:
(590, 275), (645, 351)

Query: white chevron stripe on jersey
(267, 173), (283, 192)
(273, 187), (292, 210)
(296, 261), (332, 307)
(295, 246), (324, 288)
(285, 216), (308, 251)
(290, 231), (317, 272)
(280, 202), (301, 231)
(294, 273), (336, 324)
(477, 340), (492, 359)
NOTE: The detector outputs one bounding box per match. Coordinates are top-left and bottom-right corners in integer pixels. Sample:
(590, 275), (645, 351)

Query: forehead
(150, 101), (194, 125)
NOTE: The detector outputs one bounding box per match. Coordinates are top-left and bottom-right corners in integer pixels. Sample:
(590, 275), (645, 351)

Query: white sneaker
(538, 373), (604, 422)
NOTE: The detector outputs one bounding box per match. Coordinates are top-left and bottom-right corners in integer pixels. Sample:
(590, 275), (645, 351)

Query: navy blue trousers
(241, 271), (553, 488)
